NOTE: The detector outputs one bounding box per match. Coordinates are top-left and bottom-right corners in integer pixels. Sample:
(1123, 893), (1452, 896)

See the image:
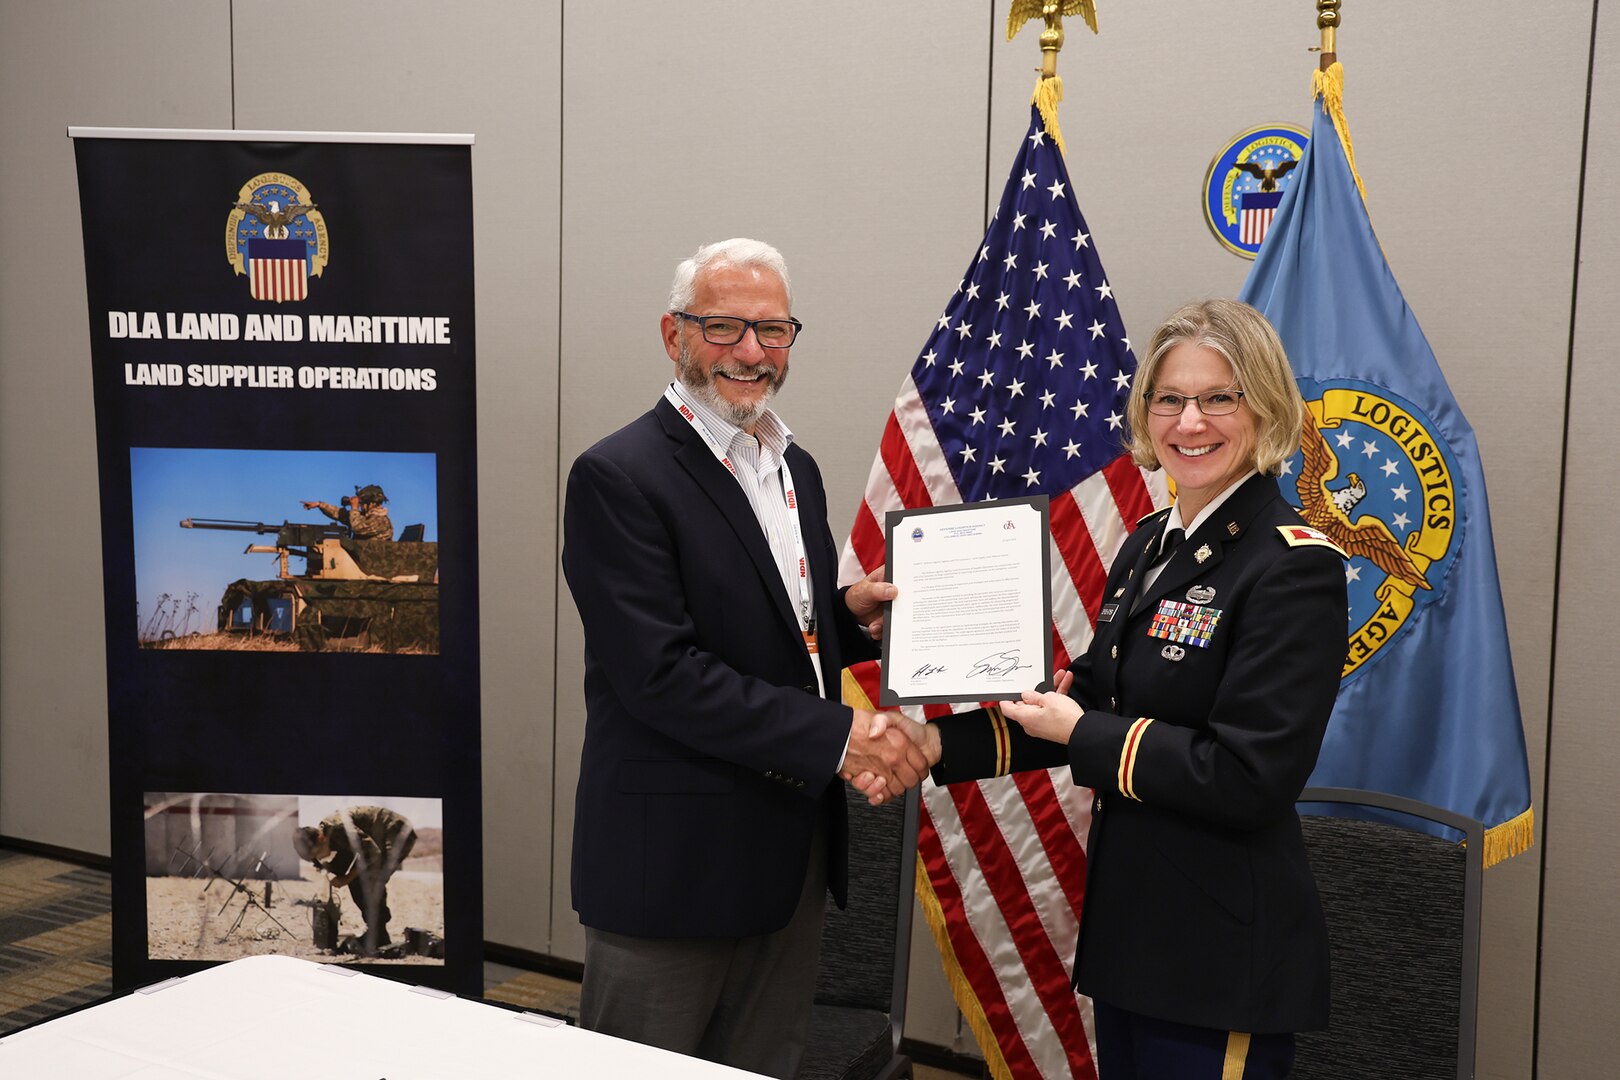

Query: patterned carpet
(0, 850), (114, 1035)
(482, 967), (582, 1021)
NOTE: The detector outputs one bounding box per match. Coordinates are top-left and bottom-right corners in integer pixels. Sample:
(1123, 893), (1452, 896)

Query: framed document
(880, 496), (1053, 706)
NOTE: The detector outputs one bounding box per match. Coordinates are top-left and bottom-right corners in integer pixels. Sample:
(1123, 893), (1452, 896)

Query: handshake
(840, 709), (941, 807)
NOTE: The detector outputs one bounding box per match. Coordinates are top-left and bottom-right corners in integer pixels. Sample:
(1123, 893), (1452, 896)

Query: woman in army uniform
(862, 299), (1348, 1080)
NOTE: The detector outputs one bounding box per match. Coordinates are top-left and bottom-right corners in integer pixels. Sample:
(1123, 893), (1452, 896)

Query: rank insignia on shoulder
(1277, 524), (1349, 558)
(1136, 507), (1171, 527)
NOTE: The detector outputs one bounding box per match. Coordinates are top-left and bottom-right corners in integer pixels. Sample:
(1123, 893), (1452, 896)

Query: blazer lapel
(658, 398), (801, 636)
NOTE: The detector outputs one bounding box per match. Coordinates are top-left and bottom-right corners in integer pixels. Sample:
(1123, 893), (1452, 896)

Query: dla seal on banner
(1202, 124), (1308, 259)
(225, 172), (330, 302)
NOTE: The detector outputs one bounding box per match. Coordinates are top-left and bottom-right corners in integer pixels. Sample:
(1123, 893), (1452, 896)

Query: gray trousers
(578, 821), (828, 1079)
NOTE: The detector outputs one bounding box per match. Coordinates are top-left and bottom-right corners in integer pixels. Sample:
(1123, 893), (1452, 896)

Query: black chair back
(1294, 787), (1482, 1080)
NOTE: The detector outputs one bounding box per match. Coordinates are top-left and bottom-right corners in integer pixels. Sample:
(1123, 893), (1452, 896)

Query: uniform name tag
(1098, 602), (1120, 624)
(1146, 599), (1223, 648)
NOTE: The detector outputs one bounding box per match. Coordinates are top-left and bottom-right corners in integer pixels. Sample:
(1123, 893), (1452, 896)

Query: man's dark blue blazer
(562, 395), (877, 938)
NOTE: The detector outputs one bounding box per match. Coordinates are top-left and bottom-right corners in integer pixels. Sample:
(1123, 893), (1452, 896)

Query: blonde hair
(1125, 298), (1306, 476)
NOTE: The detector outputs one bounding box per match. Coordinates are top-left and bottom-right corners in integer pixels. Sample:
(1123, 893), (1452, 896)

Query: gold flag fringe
(1311, 62), (1368, 209)
(1032, 76), (1067, 157)
(914, 860), (1015, 1080)
(1482, 806), (1535, 868)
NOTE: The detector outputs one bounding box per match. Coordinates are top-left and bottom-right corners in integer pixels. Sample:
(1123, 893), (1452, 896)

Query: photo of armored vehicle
(177, 518), (439, 653)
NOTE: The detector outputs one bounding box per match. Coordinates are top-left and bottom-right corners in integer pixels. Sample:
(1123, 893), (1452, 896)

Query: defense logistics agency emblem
(225, 173), (329, 302)
(1203, 124), (1308, 259)
(1283, 380), (1463, 681)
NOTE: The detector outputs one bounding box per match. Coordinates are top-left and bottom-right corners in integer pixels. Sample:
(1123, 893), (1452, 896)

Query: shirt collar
(667, 380), (794, 459)
(1165, 469), (1259, 539)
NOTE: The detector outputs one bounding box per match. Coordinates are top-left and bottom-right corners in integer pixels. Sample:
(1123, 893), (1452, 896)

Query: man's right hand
(845, 712), (939, 805)
(841, 708), (930, 802)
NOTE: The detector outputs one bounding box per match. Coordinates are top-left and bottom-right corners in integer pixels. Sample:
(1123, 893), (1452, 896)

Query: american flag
(840, 106), (1164, 1080)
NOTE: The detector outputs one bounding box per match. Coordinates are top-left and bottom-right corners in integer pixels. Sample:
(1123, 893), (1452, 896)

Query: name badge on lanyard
(665, 386), (824, 692)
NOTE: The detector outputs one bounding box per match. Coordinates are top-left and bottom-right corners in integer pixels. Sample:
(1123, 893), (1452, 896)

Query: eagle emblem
(1296, 415), (1431, 591)
(1232, 157), (1298, 193)
(232, 198), (318, 239)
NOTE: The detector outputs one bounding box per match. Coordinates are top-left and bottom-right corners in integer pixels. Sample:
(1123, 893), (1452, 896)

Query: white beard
(676, 340), (787, 429)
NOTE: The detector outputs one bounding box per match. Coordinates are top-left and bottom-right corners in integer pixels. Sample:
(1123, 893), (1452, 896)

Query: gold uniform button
(1110, 645), (1118, 659)
(1110, 696), (1118, 709)
(1094, 797), (1103, 813)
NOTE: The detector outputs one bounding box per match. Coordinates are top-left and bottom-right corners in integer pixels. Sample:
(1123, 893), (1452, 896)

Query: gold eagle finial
(1007, 0), (1099, 43)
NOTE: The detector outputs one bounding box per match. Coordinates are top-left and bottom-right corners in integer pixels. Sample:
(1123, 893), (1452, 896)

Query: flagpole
(1317, 0), (1340, 69)
(1037, 7), (1065, 80)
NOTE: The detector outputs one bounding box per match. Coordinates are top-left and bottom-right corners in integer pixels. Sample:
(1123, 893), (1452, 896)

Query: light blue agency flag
(1239, 69), (1534, 865)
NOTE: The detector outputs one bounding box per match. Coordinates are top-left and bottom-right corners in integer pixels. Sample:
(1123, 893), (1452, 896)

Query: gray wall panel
(232, 0), (565, 953)
(1541, 3), (1620, 1074)
(1331, 9), (1587, 1077)
(0, 1), (233, 853)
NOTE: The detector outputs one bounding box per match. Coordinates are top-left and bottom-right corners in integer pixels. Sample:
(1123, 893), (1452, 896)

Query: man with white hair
(561, 238), (923, 1077)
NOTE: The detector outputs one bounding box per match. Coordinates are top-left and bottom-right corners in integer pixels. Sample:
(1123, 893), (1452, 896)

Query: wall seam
(983, 2), (996, 227)
(548, 0), (567, 957)
(228, 2), (237, 129)
(1530, 1), (1602, 1076)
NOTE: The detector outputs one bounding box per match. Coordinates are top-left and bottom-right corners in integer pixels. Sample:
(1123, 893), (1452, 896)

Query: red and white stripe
(841, 377), (1165, 1080)
(1240, 206), (1278, 247)
(251, 258), (308, 303)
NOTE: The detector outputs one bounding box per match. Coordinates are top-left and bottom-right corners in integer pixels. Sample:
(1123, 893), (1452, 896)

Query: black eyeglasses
(674, 312), (802, 348)
(1144, 388), (1247, 416)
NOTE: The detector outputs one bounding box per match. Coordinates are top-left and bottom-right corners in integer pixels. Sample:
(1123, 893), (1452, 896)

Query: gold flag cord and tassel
(1312, 1), (1369, 206)
(1312, 62), (1370, 209)
(1032, 77), (1067, 156)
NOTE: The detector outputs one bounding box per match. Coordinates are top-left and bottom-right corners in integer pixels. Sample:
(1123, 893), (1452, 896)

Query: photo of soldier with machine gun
(130, 449), (441, 654)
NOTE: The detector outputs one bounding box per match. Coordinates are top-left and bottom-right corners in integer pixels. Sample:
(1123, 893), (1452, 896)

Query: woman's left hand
(1000, 688), (1083, 745)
